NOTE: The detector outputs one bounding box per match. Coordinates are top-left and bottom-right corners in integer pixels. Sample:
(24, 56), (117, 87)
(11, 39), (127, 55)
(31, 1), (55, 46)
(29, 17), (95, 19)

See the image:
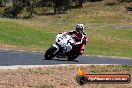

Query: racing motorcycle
(44, 32), (82, 61)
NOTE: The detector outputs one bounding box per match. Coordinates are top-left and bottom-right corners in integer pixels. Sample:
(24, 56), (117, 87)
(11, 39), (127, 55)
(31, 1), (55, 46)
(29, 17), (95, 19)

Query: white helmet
(75, 24), (84, 33)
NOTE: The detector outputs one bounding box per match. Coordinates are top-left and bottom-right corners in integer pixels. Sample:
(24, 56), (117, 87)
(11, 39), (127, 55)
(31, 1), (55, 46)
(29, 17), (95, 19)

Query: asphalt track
(0, 50), (132, 66)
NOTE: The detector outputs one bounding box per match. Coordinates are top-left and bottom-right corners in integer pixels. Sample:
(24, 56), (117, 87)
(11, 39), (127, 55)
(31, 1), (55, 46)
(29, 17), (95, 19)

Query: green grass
(0, 19), (56, 49)
(0, 2), (132, 58)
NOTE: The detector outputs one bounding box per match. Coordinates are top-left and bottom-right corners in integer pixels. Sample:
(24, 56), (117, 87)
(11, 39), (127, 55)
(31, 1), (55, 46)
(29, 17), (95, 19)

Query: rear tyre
(44, 46), (57, 60)
(67, 52), (79, 61)
(67, 54), (79, 61)
(67, 45), (80, 61)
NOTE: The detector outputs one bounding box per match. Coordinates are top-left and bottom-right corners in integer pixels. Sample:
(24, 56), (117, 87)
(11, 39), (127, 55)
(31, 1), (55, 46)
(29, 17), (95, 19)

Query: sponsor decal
(76, 67), (131, 85)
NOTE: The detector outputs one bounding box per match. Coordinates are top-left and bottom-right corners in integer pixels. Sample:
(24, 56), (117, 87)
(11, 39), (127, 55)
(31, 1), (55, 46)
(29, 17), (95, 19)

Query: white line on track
(0, 48), (131, 70)
(0, 48), (39, 53)
(0, 64), (118, 70)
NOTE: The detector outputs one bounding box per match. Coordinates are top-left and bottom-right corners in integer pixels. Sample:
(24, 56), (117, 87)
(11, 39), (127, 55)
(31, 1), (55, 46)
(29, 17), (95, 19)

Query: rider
(66, 24), (88, 55)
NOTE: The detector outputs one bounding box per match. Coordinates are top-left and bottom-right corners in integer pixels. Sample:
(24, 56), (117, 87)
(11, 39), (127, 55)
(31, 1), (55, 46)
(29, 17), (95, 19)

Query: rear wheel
(67, 45), (80, 61)
(67, 50), (79, 61)
(44, 46), (57, 60)
(67, 54), (79, 61)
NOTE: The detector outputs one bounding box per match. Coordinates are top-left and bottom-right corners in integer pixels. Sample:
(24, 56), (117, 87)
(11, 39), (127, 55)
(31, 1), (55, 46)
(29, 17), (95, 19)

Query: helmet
(75, 24), (84, 33)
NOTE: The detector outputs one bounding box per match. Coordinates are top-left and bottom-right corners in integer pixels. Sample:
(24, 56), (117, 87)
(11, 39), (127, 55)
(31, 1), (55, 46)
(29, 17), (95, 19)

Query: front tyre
(44, 46), (57, 60)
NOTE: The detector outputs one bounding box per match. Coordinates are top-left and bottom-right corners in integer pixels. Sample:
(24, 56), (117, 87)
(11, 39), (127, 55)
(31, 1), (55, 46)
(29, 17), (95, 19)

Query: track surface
(0, 50), (132, 66)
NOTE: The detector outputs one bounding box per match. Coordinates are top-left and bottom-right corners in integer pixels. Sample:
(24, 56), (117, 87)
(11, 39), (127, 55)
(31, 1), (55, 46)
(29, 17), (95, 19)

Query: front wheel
(44, 46), (57, 60)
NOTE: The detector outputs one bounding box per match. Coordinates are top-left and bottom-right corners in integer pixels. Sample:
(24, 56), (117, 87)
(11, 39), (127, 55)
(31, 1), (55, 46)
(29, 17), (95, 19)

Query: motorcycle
(44, 32), (82, 61)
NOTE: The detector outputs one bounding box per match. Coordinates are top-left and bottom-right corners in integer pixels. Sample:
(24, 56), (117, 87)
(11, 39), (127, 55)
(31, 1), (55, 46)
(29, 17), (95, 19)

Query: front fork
(53, 44), (60, 54)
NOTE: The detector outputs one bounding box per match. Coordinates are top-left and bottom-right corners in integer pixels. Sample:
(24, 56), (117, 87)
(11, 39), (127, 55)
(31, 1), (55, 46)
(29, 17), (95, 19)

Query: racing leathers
(66, 31), (88, 55)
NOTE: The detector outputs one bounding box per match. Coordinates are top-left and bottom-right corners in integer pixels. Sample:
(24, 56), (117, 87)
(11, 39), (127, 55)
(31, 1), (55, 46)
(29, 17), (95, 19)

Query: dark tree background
(1, 0), (132, 18)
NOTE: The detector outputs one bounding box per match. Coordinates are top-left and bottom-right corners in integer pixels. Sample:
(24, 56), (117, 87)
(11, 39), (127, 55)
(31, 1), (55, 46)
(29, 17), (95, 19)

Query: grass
(28, 68), (50, 75)
(0, 19), (56, 49)
(0, 1), (132, 58)
(0, 65), (131, 88)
